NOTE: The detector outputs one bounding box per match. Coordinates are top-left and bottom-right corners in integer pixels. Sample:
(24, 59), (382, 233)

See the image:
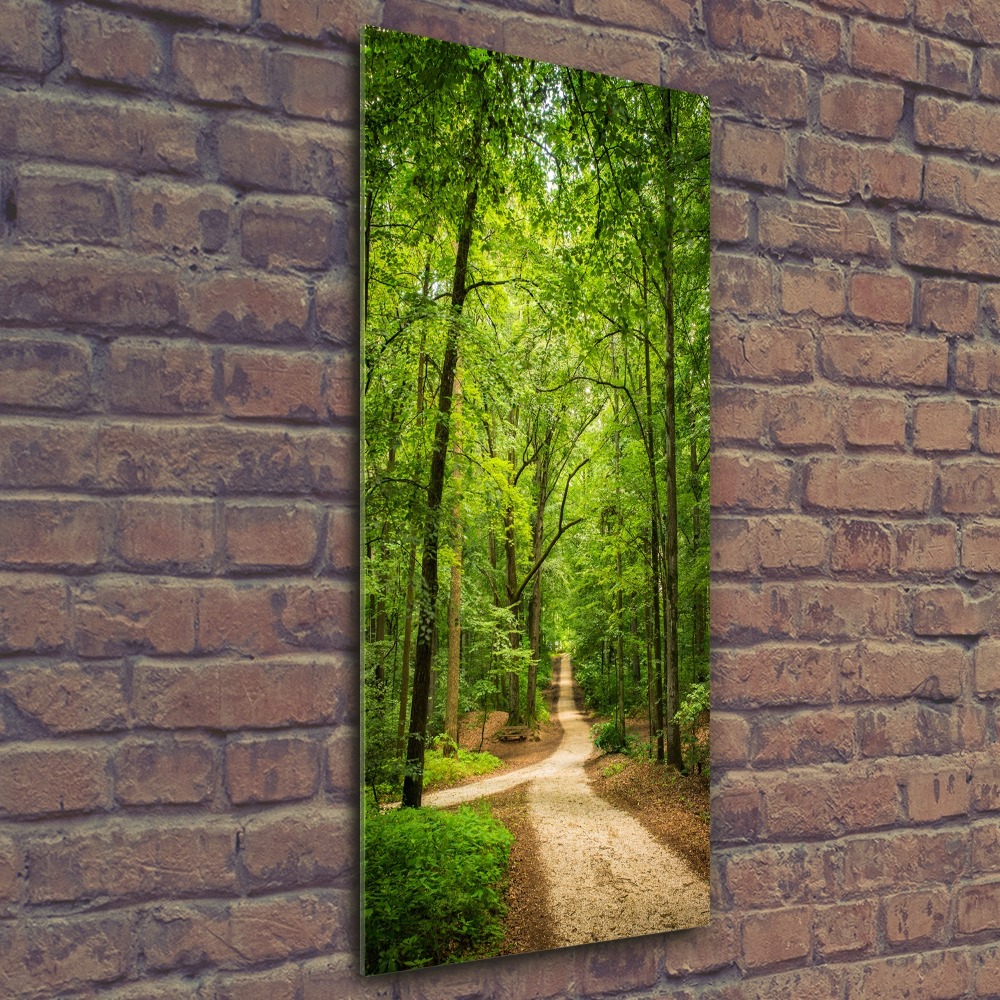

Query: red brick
(926, 36), (975, 94)
(981, 405), (1000, 454)
(16, 166), (121, 243)
(839, 640), (964, 702)
(322, 351), (356, 421)
(715, 122), (785, 189)
(926, 158), (1000, 225)
(711, 188), (749, 243)
(325, 726), (357, 796)
(820, 330), (948, 388)
(849, 271), (914, 326)
(799, 582), (903, 640)
(572, 0), (694, 35)
(712, 785), (763, 842)
(844, 829), (966, 895)
(259, 0), (379, 41)
(132, 655), (346, 730)
(0, 498), (105, 569)
(73, 576), (198, 657)
(222, 348), (323, 421)
(0, 572), (69, 652)
(959, 882), (1000, 935)
(218, 118), (354, 200)
(241, 196), (341, 270)
(752, 709), (853, 767)
(914, 399), (973, 453)
(817, 0), (907, 17)
(1, 662), (126, 732)
(913, 586), (998, 636)
(742, 967), (845, 1000)
(711, 583), (797, 642)
(107, 339), (214, 415)
(850, 19), (918, 81)
(780, 263), (844, 318)
(712, 319), (813, 383)
(141, 893), (343, 971)
(210, 967), (302, 1000)
(804, 457), (934, 514)
(941, 461), (1000, 514)
(741, 906), (812, 969)
(660, 918), (737, 976)
(273, 50), (355, 122)
(917, 95), (1000, 162)
(663, 47), (808, 123)
(982, 50), (1000, 101)
(919, 277), (979, 334)
(241, 808), (352, 888)
(814, 900), (876, 958)
(884, 888), (950, 947)
(860, 701), (969, 757)
(712, 254), (775, 317)
(107, 0), (251, 25)
(184, 271), (310, 342)
(26, 820), (236, 903)
(0, 0), (59, 74)
(974, 942), (1000, 997)
(579, 937), (661, 995)
(896, 522), (958, 574)
(831, 519), (890, 574)
(225, 503), (322, 570)
(820, 79), (905, 139)
(714, 644), (836, 708)
(315, 268), (358, 346)
(770, 391), (839, 449)
(118, 498), (215, 572)
(755, 515), (827, 572)
(758, 198), (891, 263)
(972, 761), (1000, 811)
(984, 287), (1000, 338)
(325, 505), (359, 575)
(130, 180), (233, 254)
(844, 395), (906, 448)
(975, 640), (1000, 696)
(225, 737), (320, 804)
(173, 33), (270, 107)
(0, 745), (111, 818)
(380, 0), (507, 52)
(64, 5), (164, 88)
(713, 387), (769, 447)
(906, 766), (972, 823)
(916, 0), (1000, 45)
(707, 0), (841, 67)
(956, 343), (1000, 396)
(796, 135), (859, 203)
(0, 90), (200, 174)
(114, 737), (216, 805)
(712, 518), (756, 574)
(0, 915), (132, 996)
(962, 521), (1000, 573)
(710, 453), (795, 511)
(855, 949), (970, 999)
(712, 712), (750, 767)
(860, 145), (924, 202)
(0, 334), (91, 409)
(725, 842), (840, 909)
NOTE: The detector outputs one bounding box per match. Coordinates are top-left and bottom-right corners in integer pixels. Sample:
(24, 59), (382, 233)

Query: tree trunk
(443, 368), (464, 756)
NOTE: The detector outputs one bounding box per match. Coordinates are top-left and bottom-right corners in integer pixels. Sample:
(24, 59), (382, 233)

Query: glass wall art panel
(361, 25), (712, 974)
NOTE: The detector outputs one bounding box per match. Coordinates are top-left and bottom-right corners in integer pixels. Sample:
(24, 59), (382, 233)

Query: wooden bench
(494, 725), (530, 742)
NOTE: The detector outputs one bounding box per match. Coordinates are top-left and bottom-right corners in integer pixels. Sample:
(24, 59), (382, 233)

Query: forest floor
(428, 657), (709, 954)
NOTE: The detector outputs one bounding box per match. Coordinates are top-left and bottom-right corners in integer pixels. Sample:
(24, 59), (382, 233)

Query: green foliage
(363, 804), (514, 973)
(422, 744), (504, 790)
(591, 719), (631, 754)
(601, 760), (627, 778)
(672, 680), (710, 775)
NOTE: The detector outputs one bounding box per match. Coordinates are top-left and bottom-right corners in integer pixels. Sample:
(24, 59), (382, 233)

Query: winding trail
(424, 655), (709, 948)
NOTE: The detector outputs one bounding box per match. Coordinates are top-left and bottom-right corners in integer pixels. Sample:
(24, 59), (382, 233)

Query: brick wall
(1, 0), (999, 997)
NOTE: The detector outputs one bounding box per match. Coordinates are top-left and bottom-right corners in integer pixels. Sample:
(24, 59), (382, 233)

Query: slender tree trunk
(526, 432), (551, 728)
(443, 368), (464, 756)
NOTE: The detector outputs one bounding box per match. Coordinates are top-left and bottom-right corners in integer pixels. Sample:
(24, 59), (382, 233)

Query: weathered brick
(665, 48), (808, 123)
(820, 79), (905, 139)
(315, 268), (358, 346)
(259, 0), (379, 41)
(914, 399), (973, 452)
(132, 655), (346, 729)
(844, 828), (966, 895)
(752, 709), (853, 767)
(849, 271), (914, 326)
(814, 900), (876, 958)
(241, 196), (341, 270)
(854, 949), (970, 999)
(796, 135), (859, 204)
(755, 515), (828, 572)
(225, 503), (322, 569)
(572, 0), (695, 36)
(712, 712), (750, 767)
(972, 761), (1000, 812)
(1, 661), (127, 733)
(919, 277), (979, 335)
(799, 582), (903, 640)
(218, 118), (354, 199)
(917, 95), (1000, 162)
(209, 967), (302, 1000)
(963, 521), (1000, 573)
(0, 745), (112, 818)
(711, 188), (750, 243)
(273, 50), (356, 122)
(839, 640), (964, 702)
(0, 572), (69, 652)
(884, 888), (950, 947)
(940, 461), (1000, 514)
(0, 90), (200, 174)
(850, 18), (918, 79)
(926, 36), (975, 95)
(241, 808), (352, 887)
(820, 330), (948, 388)
(712, 785), (763, 843)
(758, 198), (891, 263)
(712, 254), (775, 319)
(906, 766), (972, 823)
(975, 640), (1000, 697)
(26, 820), (236, 903)
(958, 882), (1000, 935)
(105, 0), (251, 25)
(724, 842), (840, 909)
(114, 737), (216, 805)
(0, 498), (105, 569)
(860, 145), (924, 203)
(742, 967), (846, 1000)
(64, 5), (164, 88)
(324, 726), (358, 795)
(710, 453), (795, 511)
(844, 395), (906, 448)
(896, 522), (958, 574)
(860, 701), (972, 757)
(974, 942), (1000, 997)
(226, 737), (321, 804)
(780, 263), (844, 318)
(16, 166), (121, 243)
(769, 391), (839, 449)
(715, 122), (785, 190)
(956, 343), (1000, 397)
(915, 0), (1000, 45)
(831, 519), (891, 575)
(380, 0), (507, 52)
(817, 0), (907, 17)
(183, 271), (310, 342)
(130, 180), (233, 254)
(804, 457), (934, 514)
(712, 319), (813, 383)
(981, 405), (1000, 454)
(713, 387), (769, 447)
(325, 505), (359, 575)
(707, 0), (840, 67)
(0, 334), (91, 409)
(0, 0), (59, 74)
(913, 585), (998, 636)
(982, 50), (1000, 101)
(713, 644), (836, 708)
(107, 339), (214, 415)
(925, 158), (1000, 226)
(173, 33), (271, 107)
(118, 498), (215, 572)
(711, 583), (797, 642)
(73, 576), (198, 657)
(983, 287), (1000, 338)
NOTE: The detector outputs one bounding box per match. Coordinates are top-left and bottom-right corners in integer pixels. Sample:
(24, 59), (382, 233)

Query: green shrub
(591, 719), (630, 753)
(421, 745), (504, 790)
(672, 680), (710, 775)
(363, 804), (514, 973)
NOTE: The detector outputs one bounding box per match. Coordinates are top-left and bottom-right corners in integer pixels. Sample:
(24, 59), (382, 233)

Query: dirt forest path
(423, 655), (709, 948)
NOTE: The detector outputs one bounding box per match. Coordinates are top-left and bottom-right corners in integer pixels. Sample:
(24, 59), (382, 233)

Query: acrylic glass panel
(361, 25), (712, 974)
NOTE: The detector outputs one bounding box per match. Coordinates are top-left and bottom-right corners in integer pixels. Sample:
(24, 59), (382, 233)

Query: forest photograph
(361, 26), (712, 973)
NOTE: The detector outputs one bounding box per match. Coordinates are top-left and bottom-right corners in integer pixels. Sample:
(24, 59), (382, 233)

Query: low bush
(422, 744), (504, 790)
